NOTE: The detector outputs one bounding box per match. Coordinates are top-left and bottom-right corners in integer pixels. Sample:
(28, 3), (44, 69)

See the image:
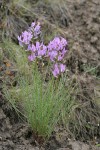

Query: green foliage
(0, 47), (4, 62)
(4, 64), (70, 138)
(60, 79), (78, 126)
(1, 40), (30, 76)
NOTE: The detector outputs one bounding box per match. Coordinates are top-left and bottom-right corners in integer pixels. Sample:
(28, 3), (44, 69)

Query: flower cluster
(47, 37), (67, 77)
(48, 37), (67, 62)
(29, 22), (41, 38)
(18, 31), (33, 46)
(28, 42), (47, 61)
(18, 22), (41, 46)
(18, 22), (68, 77)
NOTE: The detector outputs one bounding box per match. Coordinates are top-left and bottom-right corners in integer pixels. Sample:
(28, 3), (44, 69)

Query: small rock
(91, 36), (98, 44)
(69, 141), (89, 150)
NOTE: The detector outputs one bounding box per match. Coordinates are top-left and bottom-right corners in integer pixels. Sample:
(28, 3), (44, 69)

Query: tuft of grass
(4, 63), (76, 139)
(59, 75), (79, 126)
(66, 74), (100, 141)
(1, 39), (30, 76)
(68, 101), (100, 141)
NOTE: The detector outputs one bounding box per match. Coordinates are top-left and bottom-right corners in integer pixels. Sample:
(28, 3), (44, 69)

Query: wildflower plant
(4, 21), (71, 140)
(18, 21), (68, 77)
(4, 61), (69, 140)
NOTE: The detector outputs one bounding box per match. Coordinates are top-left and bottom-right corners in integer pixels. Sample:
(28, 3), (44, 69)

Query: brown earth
(0, 0), (100, 149)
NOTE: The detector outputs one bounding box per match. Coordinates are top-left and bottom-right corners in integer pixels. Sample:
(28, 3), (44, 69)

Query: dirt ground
(0, 0), (100, 149)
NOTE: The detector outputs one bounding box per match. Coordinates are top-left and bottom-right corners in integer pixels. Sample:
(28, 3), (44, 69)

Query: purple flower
(48, 37), (60, 51)
(18, 41), (23, 47)
(34, 25), (41, 33)
(57, 48), (67, 61)
(60, 64), (66, 72)
(31, 22), (36, 27)
(28, 22), (41, 39)
(61, 37), (68, 47)
(28, 54), (36, 61)
(36, 41), (40, 50)
(47, 37), (68, 63)
(48, 37), (67, 51)
(18, 31), (33, 46)
(38, 45), (47, 56)
(35, 42), (47, 57)
(57, 55), (64, 61)
(48, 51), (58, 61)
(52, 64), (60, 77)
(28, 44), (36, 52)
(28, 42), (47, 61)
(27, 44), (31, 50)
(34, 24), (41, 38)
(62, 48), (67, 55)
(52, 63), (66, 77)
